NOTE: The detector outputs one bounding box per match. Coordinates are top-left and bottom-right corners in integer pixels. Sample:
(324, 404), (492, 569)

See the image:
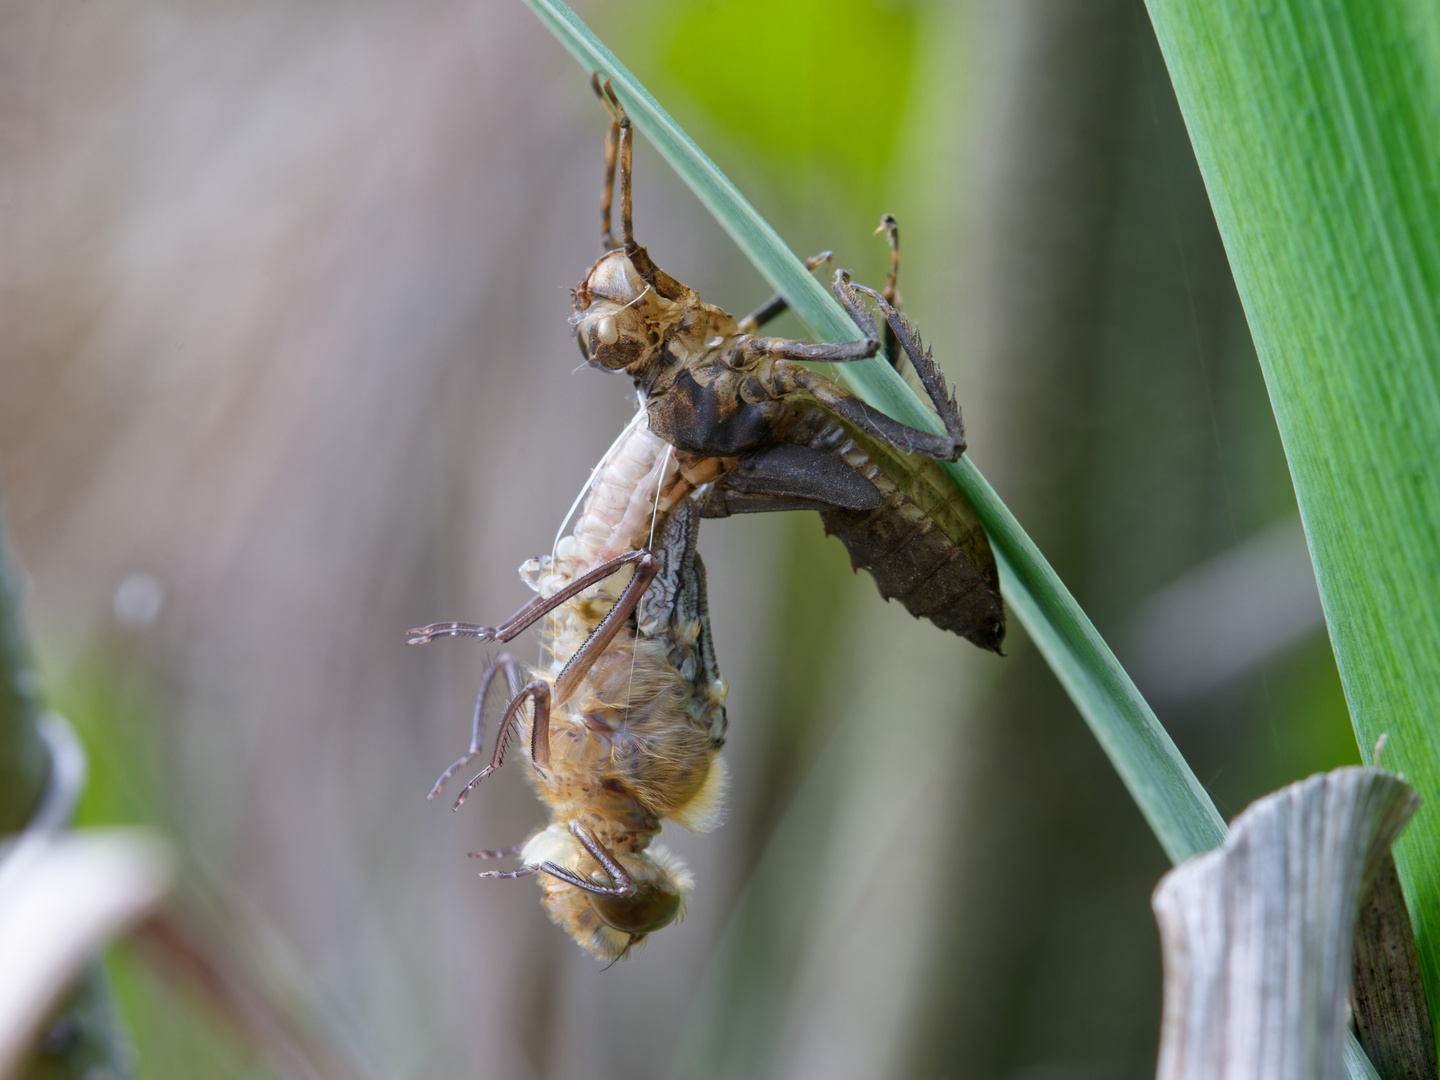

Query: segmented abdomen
(809, 418), (1006, 652)
(515, 412), (728, 849)
(560, 413), (684, 580)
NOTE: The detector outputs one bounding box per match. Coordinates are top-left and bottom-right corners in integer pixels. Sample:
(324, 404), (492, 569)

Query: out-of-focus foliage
(0, 0), (1367, 1077)
(0, 512), (46, 834)
(105, 949), (273, 1080)
(52, 659), (269, 1076)
(56, 656), (164, 832)
(644, 0), (918, 198)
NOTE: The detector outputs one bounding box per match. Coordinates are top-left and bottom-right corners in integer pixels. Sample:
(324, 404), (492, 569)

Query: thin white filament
(625, 442), (672, 721)
(616, 283), (652, 313)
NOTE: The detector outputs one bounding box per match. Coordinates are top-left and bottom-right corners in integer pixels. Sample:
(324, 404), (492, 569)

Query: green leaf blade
(1145, 0), (1440, 1042)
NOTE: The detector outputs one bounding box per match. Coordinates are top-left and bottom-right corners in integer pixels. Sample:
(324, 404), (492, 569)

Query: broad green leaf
(1145, 0), (1440, 1038)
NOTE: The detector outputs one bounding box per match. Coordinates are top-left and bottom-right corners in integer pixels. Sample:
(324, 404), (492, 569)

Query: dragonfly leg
(414, 547), (660, 803)
(450, 678), (552, 810)
(550, 549), (660, 705)
(875, 214), (904, 372)
(407, 548), (658, 646)
(525, 822), (637, 898)
(427, 652), (527, 801)
(591, 72), (622, 251)
(474, 823), (636, 898)
(849, 279), (966, 451)
(740, 267), (890, 365)
(772, 358), (962, 461)
(589, 77), (638, 254)
(697, 443), (882, 518)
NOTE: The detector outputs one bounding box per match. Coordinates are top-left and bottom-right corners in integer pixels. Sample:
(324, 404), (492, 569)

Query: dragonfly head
(589, 878), (684, 938)
(572, 248), (705, 381)
(527, 824), (694, 962)
(572, 250), (665, 373)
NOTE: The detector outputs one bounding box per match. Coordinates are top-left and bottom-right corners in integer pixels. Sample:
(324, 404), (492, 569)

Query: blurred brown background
(0, 0), (1359, 1076)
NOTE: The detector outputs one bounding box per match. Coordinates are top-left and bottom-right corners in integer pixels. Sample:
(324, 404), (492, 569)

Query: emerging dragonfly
(408, 75), (1006, 962)
(409, 413), (728, 962)
(573, 78), (1005, 652)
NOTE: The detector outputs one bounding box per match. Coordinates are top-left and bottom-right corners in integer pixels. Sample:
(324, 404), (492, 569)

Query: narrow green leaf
(522, 0), (1225, 863)
(1145, 0), (1440, 1042)
(1152, 768), (1417, 1080)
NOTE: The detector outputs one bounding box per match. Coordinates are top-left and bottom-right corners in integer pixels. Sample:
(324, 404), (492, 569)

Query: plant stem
(0, 492), (134, 1077)
(0, 498), (48, 833)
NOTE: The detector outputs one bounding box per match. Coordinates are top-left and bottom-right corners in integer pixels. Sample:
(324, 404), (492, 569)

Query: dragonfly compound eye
(589, 882), (683, 936)
(580, 312), (645, 372)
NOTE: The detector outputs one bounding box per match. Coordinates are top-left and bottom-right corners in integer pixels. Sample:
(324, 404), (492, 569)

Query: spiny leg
(730, 269), (961, 458)
(737, 251), (834, 333)
(481, 861), (611, 893)
(427, 652), (527, 801)
(775, 360), (961, 459)
(697, 443), (883, 518)
(551, 549), (659, 705)
(410, 546), (658, 802)
(850, 281), (966, 451)
(591, 72), (622, 251)
(406, 590), (551, 645)
(745, 281), (880, 363)
(593, 79), (636, 252)
(875, 214), (903, 372)
(829, 268), (884, 347)
(739, 267), (884, 364)
(407, 547), (657, 647)
(451, 678), (552, 810)
(808, 269), (963, 456)
(567, 820), (636, 895)
(748, 334), (880, 364)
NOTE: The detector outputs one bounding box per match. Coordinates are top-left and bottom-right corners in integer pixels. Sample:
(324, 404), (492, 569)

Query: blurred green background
(0, 0), (1357, 1076)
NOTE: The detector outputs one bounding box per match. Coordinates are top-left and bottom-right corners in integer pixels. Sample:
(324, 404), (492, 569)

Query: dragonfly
(409, 413), (728, 962)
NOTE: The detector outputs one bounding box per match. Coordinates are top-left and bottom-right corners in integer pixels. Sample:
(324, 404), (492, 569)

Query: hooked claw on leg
(406, 621), (498, 645)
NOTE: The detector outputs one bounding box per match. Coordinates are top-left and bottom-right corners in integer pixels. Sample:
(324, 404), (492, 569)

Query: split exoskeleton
(573, 78), (1005, 652)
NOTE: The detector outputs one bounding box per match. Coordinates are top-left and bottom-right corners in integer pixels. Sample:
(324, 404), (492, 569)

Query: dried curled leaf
(0, 829), (173, 1077)
(1153, 767), (1419, 1080)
